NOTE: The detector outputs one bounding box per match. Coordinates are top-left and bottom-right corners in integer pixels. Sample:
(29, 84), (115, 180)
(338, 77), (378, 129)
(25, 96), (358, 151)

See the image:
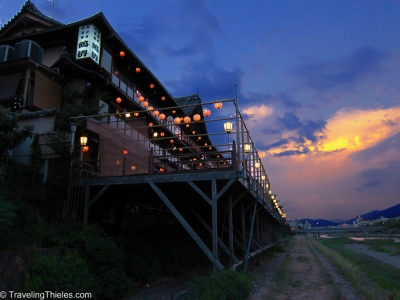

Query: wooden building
(0, 0), (286, 271)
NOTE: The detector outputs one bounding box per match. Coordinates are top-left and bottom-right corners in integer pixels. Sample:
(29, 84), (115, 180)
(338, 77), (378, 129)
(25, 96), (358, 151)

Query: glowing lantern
(244, 144), (251, 153)
(161, 96), (166, 101)
(209, 146), (212, 150)
(153, 110), (160, 117)
(204, 143), (208, 146)
(150, 83), (155, 89)
(160, 168), (165, 172)
(134, 112), (139, 117)
(148, 122), (153, 127)
(179, 147), (183, 152)
(83, 145), (89, 152)
(255, 161), (260, 168)
(170, 139), (174, 144)
(198, 136), (202, 140)
(125, 112), (130, 118)
(193, 114), (201, 122)
(171, 110), (176, 114)
(148, 106), (154, 111)
(120, 51), (125, 58)
(135, 67), (140, 73)
(159, 113), (166, 120)
(174, 117), (181, 124)
(116, 97), (122, 104)
(160, 132), (165, 137)
(203, 108), (211, 117)
(214, 102), (222, 109)
(261, 175), (266, 181)
(143, 101), (149, 107)
(131, 165), (137, 171)
(138, 96), (145, 102)
(123, 149), (129, 155)
(217, 155), (220, 158)
(186, 124), (190, 128)
(153, 132), (158, 137)
(192, 130), (196, 134)
(184, 116), (191, 123)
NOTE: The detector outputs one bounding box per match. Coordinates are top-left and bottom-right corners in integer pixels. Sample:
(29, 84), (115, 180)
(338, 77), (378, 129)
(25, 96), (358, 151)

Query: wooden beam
(82, 186), (90, 227)
(188, 181), (212, 206)
(215, 178), (235, 201)
(232, 190), (247, 207)
(189, 207), (239, 264)
(75, 170), (243, 186)
(228, 194), (234, 267)
(244, 202), (257, 274)
(146, 178), (224, 271)
(88, 185), (110, 208)
(212, 179), (218, 272)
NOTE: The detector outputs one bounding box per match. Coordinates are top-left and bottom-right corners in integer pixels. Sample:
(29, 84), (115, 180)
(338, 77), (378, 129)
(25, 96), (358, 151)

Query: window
(101, 48), (112, 73)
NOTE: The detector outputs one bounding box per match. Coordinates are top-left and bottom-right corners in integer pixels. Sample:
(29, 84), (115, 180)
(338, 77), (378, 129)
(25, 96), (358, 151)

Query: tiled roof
(174, 93), (202, 115)
(0, 0), (63, 32)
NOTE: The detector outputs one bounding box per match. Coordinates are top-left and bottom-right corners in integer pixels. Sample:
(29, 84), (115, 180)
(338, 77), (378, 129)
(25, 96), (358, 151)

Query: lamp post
(224, 122), (233, 161)
(80, 135), (88, 162)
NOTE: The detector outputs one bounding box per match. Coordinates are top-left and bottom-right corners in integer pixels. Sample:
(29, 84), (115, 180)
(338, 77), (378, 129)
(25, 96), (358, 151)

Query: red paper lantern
(83, 145), (89, 152)
(138, 95), (144, 102)
(150, 83), (154, 89)
(161, 96), (166, 101)
(120, 51), (125, 58)
(159, 113), (166, 120)
(184, 116), (191, 123)
(116, 97), (122, 104)
(123, 149), (129, 155)
(203, 108), (211, 117)
(174, 117), (181, 124)
(214, 102), (222, 109)
(153, 110), (160, 117)
(136, 67), (140, 73)
(193, 114), (201, 122)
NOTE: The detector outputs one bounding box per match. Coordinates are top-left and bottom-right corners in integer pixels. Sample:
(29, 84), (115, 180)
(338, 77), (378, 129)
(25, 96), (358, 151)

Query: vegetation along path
(247, 235), (361, 300)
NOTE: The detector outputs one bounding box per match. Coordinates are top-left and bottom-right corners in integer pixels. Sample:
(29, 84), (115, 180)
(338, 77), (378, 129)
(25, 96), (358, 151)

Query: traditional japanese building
(0, 1), (285, 271)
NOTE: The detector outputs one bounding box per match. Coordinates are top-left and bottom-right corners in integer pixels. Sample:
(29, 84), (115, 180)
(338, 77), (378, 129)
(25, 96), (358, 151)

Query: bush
(269, 244), (285, 253)
(25, 250), (97, 295)
(185, 269), (251, 300)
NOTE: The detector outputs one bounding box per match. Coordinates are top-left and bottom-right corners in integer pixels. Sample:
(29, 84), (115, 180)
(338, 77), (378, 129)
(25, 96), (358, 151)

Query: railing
(73, 97), (285, 221)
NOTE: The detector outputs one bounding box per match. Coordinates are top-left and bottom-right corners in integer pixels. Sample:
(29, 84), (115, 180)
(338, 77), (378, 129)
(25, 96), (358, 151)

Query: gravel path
(344, 244), (400, 269)
(247, 236), (362, 300)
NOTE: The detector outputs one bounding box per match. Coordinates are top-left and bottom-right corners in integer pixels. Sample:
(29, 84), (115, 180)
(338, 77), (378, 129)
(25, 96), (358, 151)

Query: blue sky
(1, 0), (399, 220)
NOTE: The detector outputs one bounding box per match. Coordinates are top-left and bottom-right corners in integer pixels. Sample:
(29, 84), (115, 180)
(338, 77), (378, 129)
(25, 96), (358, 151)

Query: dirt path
(345, 243), (400, 269)
(248, 236), (361, 300)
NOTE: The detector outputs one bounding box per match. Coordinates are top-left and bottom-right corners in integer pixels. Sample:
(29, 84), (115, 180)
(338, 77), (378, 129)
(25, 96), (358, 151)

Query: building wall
(33, 71), (62, 109)
(42, 45), (64, 67)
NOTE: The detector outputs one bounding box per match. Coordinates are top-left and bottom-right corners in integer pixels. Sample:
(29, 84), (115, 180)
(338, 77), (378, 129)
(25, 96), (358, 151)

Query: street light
(224, 121), (233, 146)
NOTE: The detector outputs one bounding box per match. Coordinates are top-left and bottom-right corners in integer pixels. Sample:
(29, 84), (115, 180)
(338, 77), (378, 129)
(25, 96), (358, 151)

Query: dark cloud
(277, 112), (302, 130)
(355, 168), (392, 191)
(277, 93), (302, 108)
(297, 119), (326, 142)
(165, 59), (244, 101)
(273, 148), (310, 157)
(260, 112), (326, 156)
(293, 46), (388, 91)
(352, 132), (400, 162)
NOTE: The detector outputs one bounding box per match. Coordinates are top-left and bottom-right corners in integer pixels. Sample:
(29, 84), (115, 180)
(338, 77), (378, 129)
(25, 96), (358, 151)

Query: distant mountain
(344, 204), (400, 224)
(298, 219), (339, 227)
(298, 203), (400, 227)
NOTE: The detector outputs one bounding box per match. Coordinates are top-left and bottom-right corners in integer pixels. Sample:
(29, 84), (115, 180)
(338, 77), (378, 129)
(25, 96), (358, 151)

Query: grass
(313, 237), (400, 300)
(362, 238), (400, 256)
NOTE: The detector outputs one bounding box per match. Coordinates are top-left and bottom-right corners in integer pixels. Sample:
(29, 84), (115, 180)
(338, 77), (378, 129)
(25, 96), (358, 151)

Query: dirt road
(248, 236), (361, 300)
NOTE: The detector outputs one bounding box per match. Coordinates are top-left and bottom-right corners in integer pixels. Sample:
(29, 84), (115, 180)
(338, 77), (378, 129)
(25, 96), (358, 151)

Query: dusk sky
(1, 0), (399, 220)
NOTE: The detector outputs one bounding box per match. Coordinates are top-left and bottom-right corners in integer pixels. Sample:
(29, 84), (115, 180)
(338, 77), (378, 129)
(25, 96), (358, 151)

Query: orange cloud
(243, 105), (273, 121)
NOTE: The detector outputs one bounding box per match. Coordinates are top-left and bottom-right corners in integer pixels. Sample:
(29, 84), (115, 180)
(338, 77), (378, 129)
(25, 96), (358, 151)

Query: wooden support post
(149, 147), (154, 174)
(241, 203), (246, 256)
(212, 179), (218, 272)
(146, 178), (224, 271)
(83, 186), (90, 227)
(189, 207), (240, 264)
(228, 194), (234, 267)
(88, 185), (110, 208)
(244, 202), (257, 274)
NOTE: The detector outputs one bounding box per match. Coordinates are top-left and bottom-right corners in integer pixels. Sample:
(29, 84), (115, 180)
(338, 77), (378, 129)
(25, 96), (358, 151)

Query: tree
(0, 106), (33, 177)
